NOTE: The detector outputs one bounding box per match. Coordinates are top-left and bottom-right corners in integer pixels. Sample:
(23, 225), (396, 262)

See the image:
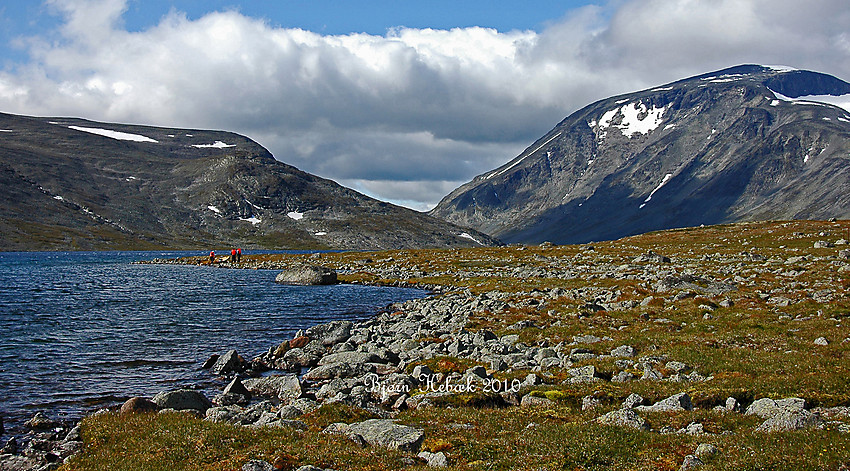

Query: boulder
(242, 375), (302, 402)
(745, 397), (806, 419)
(636, 392), (693, 412)
(347, 419), (424, 452)
(211, 350), (246, 376)
(25, 412), (60, 430)
(275, 265), (338, 285)
(418, 451), (449, 467)
(306, 321), (353, 346)
(520, 395), (555, 407)
(152, 389), (212, 412)
(596, 409), (649, 430)
(242, 460), (275, 471)
(756, 410), (823, 432)
(222, 377), (253, 399)
(120, 397), (160, 414)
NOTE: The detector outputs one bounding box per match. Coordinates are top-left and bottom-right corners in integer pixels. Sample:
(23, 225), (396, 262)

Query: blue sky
(1, 1), (849, 210)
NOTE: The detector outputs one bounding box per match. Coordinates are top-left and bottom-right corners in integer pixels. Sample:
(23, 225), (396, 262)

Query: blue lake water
(0, 251), (426, 433)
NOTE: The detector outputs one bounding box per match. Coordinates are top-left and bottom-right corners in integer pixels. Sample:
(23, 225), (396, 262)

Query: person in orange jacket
(209, 251), (215, 263)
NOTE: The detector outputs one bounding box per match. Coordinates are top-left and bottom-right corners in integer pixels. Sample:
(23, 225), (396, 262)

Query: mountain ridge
(0, 113), (497, 251)
(430, 64), (850, 244)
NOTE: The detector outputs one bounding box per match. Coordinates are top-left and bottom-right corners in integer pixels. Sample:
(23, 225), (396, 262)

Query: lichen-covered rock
(120, 397), (160, 415)
(347, 419), (424, 452)
(596, 409), (649, 430)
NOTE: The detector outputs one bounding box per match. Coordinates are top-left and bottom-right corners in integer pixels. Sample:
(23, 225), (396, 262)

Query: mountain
(0, 113), (497, 251)
(430, 65), (850, 244)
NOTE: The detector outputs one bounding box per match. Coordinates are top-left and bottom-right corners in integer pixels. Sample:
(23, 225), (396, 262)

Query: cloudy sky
(2, 1), (850, 210)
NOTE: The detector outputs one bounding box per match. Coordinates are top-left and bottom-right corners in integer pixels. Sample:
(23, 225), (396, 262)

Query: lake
(0, 251), (426, 434)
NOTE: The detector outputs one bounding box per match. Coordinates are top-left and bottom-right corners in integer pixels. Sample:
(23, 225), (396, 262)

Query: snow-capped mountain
(430, 65), (850, 244)
(0, 113), (496, 250)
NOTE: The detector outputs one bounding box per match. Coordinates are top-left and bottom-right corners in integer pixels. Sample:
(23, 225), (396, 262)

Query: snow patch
(207, 205), (221, 214)
(615, 99), (629, 104)
(459, 232), (484, 245)
(769, 88), (850, 113)
(53, 195), (64, 201)
(68, 126), (158, 143)
(287, 211), (304, 221)
(125, 176), (137, 182)
(765, 65), (797, 73)
(0, 129), (13, 132)
(651, 87), (673, 92)
(192, 141), (235, 149)
(639, 173), (674, 209)
(596, 101), (667, 139)
(239, 216), (261, 226)
(314, 232), (327, 236)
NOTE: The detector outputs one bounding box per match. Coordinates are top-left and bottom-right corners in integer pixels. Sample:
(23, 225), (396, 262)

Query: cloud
(1, 0), (849, 209)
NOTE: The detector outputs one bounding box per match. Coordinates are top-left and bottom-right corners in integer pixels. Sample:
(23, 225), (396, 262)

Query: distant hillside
(430, 65), (850, 244)
(0, 113), (497, 251)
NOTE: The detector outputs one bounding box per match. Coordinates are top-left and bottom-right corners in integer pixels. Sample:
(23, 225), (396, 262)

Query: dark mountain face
(0, 114), (496, 251)
(430, 65), (850, 244)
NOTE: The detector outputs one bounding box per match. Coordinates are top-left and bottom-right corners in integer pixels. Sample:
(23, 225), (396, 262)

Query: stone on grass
(242, 460), (274, 471)
(814, 337), (829, 346)
(152, 389), (212, 412)
(418, 451), (449, 467)
(695, 443), (718, 460)
(636, 392), (692, 412)
(520, 395), (555, 408)
(756, 410), (823, 432)
(745, 397), (806, 419)
(347, 419), (424, 452)
(622, 393), (645, 409)
(596, 409), (649, 430)
(679, 455), (704, 470)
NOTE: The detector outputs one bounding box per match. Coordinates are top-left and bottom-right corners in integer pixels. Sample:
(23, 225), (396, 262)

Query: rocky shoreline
(4, 221), (850, 470)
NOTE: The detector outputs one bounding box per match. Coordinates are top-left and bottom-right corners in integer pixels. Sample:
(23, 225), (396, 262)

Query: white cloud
(1, 0), (849, 209)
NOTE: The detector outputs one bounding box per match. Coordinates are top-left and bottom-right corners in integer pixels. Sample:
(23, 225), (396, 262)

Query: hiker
(231, 248), (237, 262)
(209, 251), (215, 263)
(237, 248), (242, 263)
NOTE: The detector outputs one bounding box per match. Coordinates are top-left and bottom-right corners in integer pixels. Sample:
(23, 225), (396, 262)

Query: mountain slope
(430, 65), (850, 244)
(0, 113), (497, 251)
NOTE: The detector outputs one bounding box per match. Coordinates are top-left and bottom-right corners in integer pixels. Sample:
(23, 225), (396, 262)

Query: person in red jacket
(209, 251), (215, 263)
(237, 248), (242, 263)
(231, 248), (237, 262)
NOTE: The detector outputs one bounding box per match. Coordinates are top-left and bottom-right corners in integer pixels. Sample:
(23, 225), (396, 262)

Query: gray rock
(242, 459), (274, 471)
(596, 409), (649, 430)
(520, 395), (555, 407)
(695, 443), (718, 460)
(318, 351), (377, 366)
(306, 321), (353, 346)
(26, 412), (60, 430)
(275, 265), (337, 285)
(347, 419), (424, 452)
(756, 410), (823, 432)
(152, 389), (212, 412)
(679, 455), (704, 470)
(814, 337), (829, 346)
(581, 395), (601, 411)
(304, 362), (365, 381)
(223, 377), (252, 398)
(678, 422), (705, 435)
(213, 392), (251, 407)
(211, 349), (246, 376)
(418, 451), (449, 467)
(243, 375), (302, 402)
(636, 392), (693, 412)
(622, 393), (645, 409)
(745, 397), (806, 419)
(205, 406), (244, 424)
(610, 345), (637, 357)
